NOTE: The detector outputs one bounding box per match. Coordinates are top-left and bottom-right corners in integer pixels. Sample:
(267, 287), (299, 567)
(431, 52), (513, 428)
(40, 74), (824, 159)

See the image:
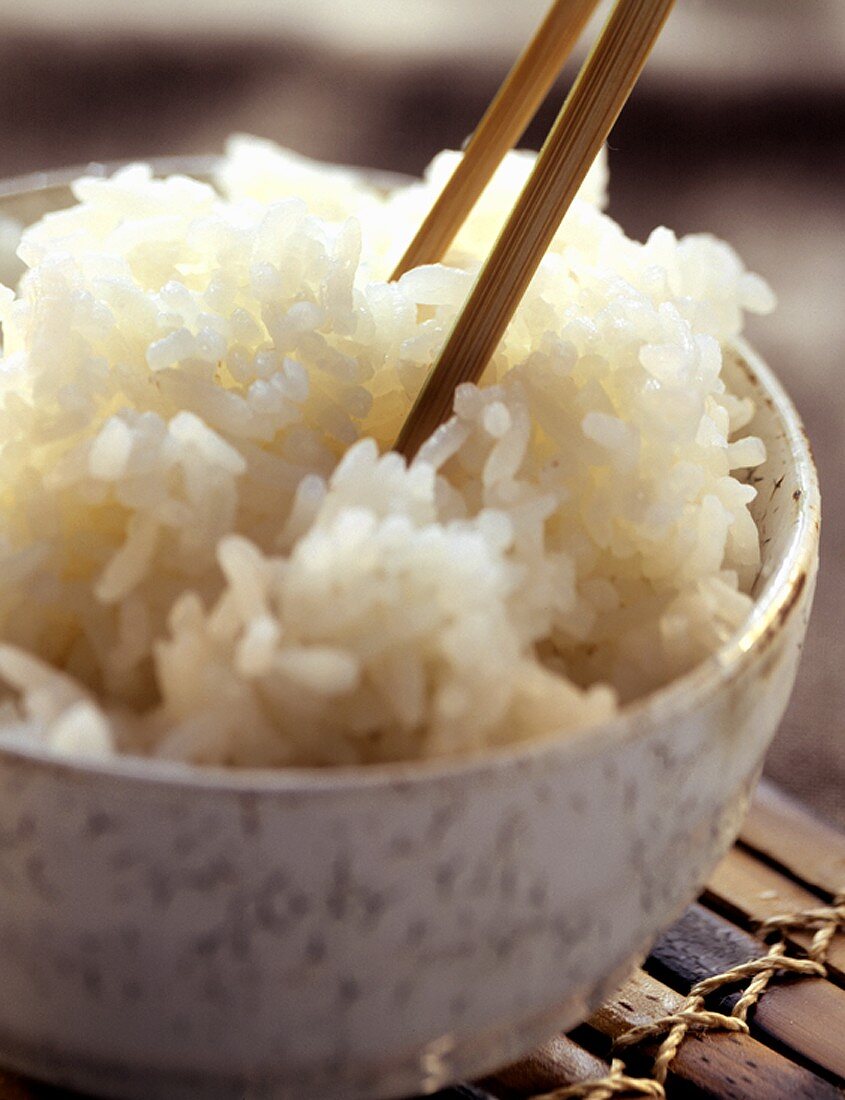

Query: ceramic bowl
(0, 164), (820, 1100)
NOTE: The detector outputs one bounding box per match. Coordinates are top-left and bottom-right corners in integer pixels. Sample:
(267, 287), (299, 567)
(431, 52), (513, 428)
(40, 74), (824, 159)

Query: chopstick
(389, 0), (601, 281)
(395, 0), (675, 460)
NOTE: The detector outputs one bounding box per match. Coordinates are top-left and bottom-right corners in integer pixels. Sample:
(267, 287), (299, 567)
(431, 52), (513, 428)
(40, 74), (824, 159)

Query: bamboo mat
(444, 782), (845, 1100)
(0, 782), (841, 1099)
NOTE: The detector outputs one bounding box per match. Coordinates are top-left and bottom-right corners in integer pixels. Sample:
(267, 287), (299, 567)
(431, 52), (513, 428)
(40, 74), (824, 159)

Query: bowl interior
(732, 340), (818, 623)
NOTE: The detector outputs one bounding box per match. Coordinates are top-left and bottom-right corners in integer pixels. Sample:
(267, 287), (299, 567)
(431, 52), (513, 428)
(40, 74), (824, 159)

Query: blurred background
(0, 0), (842, 823)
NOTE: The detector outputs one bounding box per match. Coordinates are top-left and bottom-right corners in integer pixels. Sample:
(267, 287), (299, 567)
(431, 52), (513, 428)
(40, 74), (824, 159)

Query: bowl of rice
(0, 139), (819, 1099)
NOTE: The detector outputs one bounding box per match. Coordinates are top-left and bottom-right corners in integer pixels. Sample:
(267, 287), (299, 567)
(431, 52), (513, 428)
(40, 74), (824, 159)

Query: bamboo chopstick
(395, 0), (675, 460)
(389, 0), (601, 281)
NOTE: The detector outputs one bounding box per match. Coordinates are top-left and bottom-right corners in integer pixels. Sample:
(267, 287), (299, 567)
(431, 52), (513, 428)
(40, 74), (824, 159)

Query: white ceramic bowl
(0, 165), (820, 1100)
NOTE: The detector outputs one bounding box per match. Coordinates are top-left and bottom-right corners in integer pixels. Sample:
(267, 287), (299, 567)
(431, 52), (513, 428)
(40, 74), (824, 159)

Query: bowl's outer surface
(0, 170), (821, 1099)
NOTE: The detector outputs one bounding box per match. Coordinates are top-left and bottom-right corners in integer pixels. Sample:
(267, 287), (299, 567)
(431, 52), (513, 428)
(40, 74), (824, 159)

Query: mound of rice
(0, 136), (774, 766)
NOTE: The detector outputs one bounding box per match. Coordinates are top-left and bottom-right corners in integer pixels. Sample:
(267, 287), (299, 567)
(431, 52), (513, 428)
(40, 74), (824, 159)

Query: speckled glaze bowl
(0, 165), (820, 1100)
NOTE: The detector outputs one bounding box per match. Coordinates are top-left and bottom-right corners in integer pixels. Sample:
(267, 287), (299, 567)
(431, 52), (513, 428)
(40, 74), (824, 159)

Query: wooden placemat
(447, 781), (845, 1100)
(0, 781), (842, 1100)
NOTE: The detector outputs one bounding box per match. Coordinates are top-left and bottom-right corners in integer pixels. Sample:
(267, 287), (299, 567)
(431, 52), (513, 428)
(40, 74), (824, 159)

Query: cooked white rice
(0, 135), (773, 766)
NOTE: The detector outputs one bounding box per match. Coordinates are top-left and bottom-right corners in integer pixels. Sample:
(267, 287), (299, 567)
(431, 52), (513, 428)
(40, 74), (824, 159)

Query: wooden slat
(705, 846), (845, 980)
(743, 782), (845, 896)
(589, 967), (843, 1100)
(480, 964), (842, 1100)
(480, 1034), (609, 1097)
(649, 903), (845, 1082)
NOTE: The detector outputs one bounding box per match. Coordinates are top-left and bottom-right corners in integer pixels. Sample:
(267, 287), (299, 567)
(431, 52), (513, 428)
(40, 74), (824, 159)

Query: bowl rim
(0, 156), (222, 199)
(0, 155), (412, 204)
(0, 161), (821, 794)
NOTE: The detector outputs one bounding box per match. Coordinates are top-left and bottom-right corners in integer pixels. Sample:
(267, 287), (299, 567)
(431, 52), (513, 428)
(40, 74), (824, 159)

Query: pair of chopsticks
(393, 0), (675, 459)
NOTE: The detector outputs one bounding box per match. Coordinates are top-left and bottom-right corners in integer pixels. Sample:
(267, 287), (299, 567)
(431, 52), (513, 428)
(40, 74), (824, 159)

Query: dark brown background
(0, 2), (842, 825)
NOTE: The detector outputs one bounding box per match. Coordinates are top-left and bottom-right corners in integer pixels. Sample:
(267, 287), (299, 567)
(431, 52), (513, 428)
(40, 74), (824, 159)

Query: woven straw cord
(530, 891), (845, 1100)
(530, 1059), (664, 1099)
